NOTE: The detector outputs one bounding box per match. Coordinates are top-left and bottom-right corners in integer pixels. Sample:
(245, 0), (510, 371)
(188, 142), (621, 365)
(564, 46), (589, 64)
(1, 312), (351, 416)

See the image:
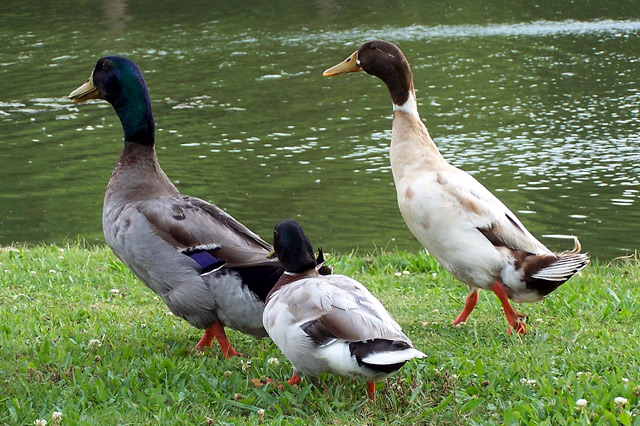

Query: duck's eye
(370, 45), (377, 50)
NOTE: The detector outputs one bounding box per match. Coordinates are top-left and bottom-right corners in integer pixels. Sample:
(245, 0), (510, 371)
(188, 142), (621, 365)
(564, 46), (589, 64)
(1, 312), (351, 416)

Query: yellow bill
(323, 50), (361, 77)
(68, 72), (100, 103)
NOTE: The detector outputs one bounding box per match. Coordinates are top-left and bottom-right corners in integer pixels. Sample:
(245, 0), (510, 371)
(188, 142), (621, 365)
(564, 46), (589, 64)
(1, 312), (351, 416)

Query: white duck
(263, 219), (425, 401)
(324, 40), (589, 335)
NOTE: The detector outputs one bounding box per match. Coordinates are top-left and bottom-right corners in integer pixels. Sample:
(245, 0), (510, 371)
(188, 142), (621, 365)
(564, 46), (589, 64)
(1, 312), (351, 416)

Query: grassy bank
(1, 244), (639, 425)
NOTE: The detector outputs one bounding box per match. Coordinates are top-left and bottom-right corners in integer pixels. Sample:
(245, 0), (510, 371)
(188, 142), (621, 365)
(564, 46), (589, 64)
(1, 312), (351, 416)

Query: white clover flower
(431, 272), (437, 278)
(394, 272), (402, 277)
(520, 378), (537, 387)
(30, 271), (37, 276)
(88, 339), (102, 348)
(34, 420), (47, 426)
(258, 408), (265, 422)
(576, 372), (584, 377)
(58, 248), (65, 253)
(241, 360), (251, 371)
(402, 270), (410, 276)
(535, 318), (543, 323)
(48, 269), (57, 274)
(622, 377), (630, 383)
(267, 357), (279, 366)
(223, 370), (232, 378)
(166, 311), (174, 316)
(51, 411), (63, 423)
(109, 288), (120, 295)
(615, 396), (628, 406)
(576, 398), (587, 408)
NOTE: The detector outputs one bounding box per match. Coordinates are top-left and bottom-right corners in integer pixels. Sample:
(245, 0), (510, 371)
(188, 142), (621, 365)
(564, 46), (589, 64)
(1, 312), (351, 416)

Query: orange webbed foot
(253, 373), (301, 390)
(506, 320), (527, 335)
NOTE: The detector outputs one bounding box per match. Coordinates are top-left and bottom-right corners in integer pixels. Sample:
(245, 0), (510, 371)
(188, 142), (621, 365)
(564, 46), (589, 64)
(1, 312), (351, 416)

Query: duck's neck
(112, 81), (155, 147)
(388, 88), (448, 184)
(392, 90), (419, 117)
(265, 268), (319, 305)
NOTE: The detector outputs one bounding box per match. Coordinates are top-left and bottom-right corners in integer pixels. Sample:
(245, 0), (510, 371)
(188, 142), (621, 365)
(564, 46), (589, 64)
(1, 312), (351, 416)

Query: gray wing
(136, 195), (274, 266)
(285, 275), (409, 345)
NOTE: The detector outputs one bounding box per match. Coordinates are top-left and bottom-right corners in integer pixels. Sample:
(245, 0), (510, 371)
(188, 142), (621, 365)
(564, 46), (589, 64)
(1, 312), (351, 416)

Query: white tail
(362, 348), (426, 365)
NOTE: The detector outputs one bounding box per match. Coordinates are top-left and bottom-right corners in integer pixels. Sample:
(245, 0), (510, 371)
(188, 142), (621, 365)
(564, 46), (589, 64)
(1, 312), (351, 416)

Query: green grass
(1, 244), (639, 425)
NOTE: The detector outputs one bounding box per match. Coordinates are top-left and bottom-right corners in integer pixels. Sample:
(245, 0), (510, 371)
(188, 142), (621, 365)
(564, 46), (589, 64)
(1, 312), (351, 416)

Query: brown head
(323, 40), (414, 107)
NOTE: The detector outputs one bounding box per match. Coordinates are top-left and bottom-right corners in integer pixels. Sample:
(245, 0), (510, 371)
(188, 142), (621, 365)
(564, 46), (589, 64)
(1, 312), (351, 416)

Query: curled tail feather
(525, 237), (589, 297)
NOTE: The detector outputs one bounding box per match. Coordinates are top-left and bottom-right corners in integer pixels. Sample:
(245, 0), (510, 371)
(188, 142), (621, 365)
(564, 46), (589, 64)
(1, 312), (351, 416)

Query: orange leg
(452, 290), (479, 325)
(366, 382), (376, 401)
(491, 281), (526, 335)
(194, 321), (243, 358)
(287, 373), (302, 386)
(195, 327), (214, 349)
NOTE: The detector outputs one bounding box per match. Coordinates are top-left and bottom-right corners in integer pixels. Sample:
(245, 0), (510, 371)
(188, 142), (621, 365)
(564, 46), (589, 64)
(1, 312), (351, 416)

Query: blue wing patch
(185, 250), (225, 274)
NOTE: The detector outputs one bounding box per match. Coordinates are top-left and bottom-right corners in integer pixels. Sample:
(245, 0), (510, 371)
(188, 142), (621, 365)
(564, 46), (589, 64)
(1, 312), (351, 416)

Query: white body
(263, 274), (425, 381)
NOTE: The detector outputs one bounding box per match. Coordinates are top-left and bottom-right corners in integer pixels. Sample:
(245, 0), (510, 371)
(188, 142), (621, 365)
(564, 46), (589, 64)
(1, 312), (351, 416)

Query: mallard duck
(263, 219), (425, 401)
(324, 41), (589, 335)
(68, 56), (285, 357)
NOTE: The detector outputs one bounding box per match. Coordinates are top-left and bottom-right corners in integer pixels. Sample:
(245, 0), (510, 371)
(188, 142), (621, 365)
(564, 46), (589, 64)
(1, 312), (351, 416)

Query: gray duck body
(103, 143), (277, 337)
(70, 56), (283, 352)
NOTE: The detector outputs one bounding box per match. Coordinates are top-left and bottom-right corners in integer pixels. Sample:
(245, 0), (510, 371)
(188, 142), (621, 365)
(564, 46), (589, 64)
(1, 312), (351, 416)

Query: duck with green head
(69, 56), (286, 357)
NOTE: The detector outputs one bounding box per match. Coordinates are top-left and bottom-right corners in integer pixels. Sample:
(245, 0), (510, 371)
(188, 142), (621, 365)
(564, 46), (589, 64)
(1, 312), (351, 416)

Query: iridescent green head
(69, 56), (155, 145)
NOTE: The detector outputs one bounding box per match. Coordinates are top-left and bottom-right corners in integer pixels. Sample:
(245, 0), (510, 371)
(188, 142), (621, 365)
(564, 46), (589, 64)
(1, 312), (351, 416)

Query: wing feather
(290, 275), (408, 345)
(136, 195), (274, 267)
(441, 169), (550, 255)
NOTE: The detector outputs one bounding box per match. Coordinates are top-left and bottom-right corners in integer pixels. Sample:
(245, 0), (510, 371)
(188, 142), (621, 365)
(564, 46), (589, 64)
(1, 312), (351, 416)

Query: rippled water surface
(1, 1), (639, 260)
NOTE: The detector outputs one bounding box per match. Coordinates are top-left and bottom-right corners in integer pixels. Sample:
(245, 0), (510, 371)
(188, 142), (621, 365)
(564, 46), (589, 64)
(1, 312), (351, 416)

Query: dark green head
(69, 56), (155, 145)
(273, 219), (317, 274)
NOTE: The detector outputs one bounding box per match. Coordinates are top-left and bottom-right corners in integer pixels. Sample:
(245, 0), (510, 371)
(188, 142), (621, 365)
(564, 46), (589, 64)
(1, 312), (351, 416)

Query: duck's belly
(395, 177), (505, 289)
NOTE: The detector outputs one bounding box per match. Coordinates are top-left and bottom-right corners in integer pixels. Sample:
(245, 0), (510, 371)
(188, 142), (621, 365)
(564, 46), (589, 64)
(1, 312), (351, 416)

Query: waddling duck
(323, 41), (589, 335)
(68, 56), (285, 357)
(263, 219), (425, 401)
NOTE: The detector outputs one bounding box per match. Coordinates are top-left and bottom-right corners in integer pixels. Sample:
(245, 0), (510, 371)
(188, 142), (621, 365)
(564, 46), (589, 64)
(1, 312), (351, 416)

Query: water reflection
(0, 4), (638, 259)
(101, 0), (131, 35)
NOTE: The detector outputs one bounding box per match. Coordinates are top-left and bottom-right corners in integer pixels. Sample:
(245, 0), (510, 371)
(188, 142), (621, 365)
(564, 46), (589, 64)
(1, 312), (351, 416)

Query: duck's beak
(68, 72), (100, 103)
(323, 50), (361, 77)
(266, 249), (277, 259)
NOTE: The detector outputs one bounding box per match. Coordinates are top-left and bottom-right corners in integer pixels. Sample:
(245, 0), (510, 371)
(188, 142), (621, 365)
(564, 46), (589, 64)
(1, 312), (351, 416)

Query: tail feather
(530, 254), (589, 281)
(524, 237), (589, 297)
(362, 348), (426, 365)
(349, 339), (425, 374)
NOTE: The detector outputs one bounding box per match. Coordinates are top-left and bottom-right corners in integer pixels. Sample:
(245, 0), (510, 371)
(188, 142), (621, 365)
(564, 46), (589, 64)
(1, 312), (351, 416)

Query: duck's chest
(392, 170), (451, 236)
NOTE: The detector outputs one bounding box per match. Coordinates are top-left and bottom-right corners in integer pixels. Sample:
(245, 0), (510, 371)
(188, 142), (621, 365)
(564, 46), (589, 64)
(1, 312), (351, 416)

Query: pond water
(1, 1), (639, 260)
